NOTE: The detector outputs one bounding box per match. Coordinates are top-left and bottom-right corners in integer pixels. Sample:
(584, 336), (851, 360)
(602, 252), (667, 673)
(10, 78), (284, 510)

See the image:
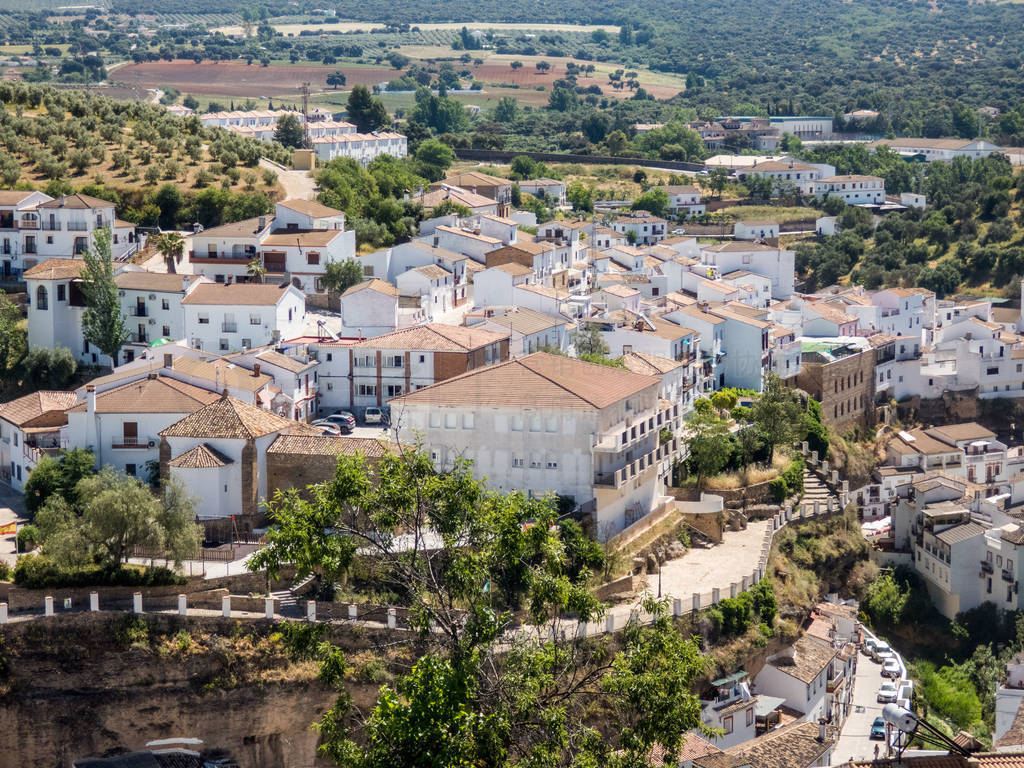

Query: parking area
(832, 645), (900, 762)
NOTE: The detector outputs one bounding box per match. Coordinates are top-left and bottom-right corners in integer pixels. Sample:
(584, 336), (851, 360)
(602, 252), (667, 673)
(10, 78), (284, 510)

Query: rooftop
(23, 258), (86, 281)
(267, 434), (393, 458)
(622, 351), (685, 376)
(168, 443), (233, 469)
(768, 634), (836, 684)
(262, 229), (346, 248)
(181, 282), (296, 306)
(159, 393), (318, 440)
(352, 323), (508, 352)
(391, 352), (658, 410)
(67, 375), (219, 414)
(0, 390), (77, 428)
(342, 278), (398, 298)
(114, 272), (199, 293)
(276, 198), (344, 218)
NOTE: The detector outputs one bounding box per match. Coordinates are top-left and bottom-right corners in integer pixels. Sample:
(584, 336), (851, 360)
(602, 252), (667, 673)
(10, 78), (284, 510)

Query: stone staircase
(799, 468), (834, 515)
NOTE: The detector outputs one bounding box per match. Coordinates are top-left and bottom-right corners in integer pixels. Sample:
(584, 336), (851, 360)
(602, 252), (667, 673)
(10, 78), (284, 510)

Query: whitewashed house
(338, 279), (402, 338)
(396, 264), (454, 320)
(0, 390), (76, 490)
(182, 282), (305, 353)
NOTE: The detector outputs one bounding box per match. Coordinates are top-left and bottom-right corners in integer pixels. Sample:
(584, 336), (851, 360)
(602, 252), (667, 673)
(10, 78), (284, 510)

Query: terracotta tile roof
(66, 375), (219, 414)
(656, 184), (700, 195)
(159, 393), (312, 439)
(38, 193), (114, 209)
(767, 634), (837, 684)
(435, 225), (502, 245)
(248, 348), (318, 374)
(267, 434), (392, 458)
(493, 263), (534, 277)
(23, 258), (86, 280)
(443, 170), (510, 188)
(276, 199), (344, 218)
(805, 301), (857, 325)
(852, 754), (1024, 767)
(489, 240), (554, 256)
(0, 390), (77, 427)
(168, 443), (233, 469)
(342, 278), (398, 298)
(115, 272), (199, 293)
(702, 241), (780, 253)
(485, 307), (566, 335)
(622, 351), (684, 375)
(170, 356), (271, 392)
(181, 282), (295, 306)
(392, 352), (659, 410)
(743, 160), (817, 173)
(872, 137), (980, 151)
(640, 734), (722, 766)
(934, 521), (986, 546)
(695, 721), (834, 768)
(415, 186), (496, 211)
(0, 190), (40, 205)
(516, 283), (568, 300)
(411, 264), (451, 280)
(926, 422), (995, 445)
(601, 284), (641, 298)
(262, 229), (346, 247)
(354, 323), (508, 352)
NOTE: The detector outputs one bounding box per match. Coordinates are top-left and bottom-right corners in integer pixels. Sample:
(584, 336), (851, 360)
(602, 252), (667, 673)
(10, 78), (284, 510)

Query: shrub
(769, 477), (788, 503)
(13, 557), (184, 589)
(780, 455), (805, 496)
(16, 524), (39, 550)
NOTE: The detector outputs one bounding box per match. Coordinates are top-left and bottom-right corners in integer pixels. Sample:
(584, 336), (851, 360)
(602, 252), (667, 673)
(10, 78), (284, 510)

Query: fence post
(178, 594), (187, 616)
(811, 450), (818, 465)
(712, 587), (720, 604)
(673, 597), (683, 616)
(133, 592), (143, 614)
(629, 608), (639, 625)
(265, 597), (274, 619)
(831, 469), (839, 485)
(741, 575), (750, 592)
(90, 592), (99, 612)
(222, 595), (231, 618)
(577, 621), (587, 639)
(692, 592), (700, 612)
(387, 608), (397, 629)
(306, 600), (316, 622)
(822, 460), (829, 476)
(44, 596), (54, 616)
(0, 602), (6, 624)
(814, 500), (821, 516)
(348, 604), (357, 621)
(606, 613), (616, 633)
(730, 582), (738, 598)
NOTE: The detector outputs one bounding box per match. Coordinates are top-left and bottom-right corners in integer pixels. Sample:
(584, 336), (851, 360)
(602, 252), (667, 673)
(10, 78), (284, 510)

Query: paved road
(261, 158), (316, 200)
(832, 647), (891, 763)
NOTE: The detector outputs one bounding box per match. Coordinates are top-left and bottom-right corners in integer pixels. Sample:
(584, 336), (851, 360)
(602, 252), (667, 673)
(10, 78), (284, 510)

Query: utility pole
(300, 81), (311, 149)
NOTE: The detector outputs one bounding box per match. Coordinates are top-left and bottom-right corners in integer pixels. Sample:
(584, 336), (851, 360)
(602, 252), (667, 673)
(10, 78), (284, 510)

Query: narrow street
(832, 648), (891, 763)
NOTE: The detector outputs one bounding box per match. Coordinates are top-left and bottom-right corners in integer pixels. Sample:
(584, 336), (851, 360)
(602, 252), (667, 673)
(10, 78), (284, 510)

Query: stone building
(788, 340), (876, 431)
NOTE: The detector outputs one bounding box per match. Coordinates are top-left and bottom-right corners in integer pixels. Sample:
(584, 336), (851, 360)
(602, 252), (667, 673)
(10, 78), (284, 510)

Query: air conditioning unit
(149, 294), (156, 300)
(118, 290), (125, 297)
(147, 440), (156, 448)
(148, 318), (156, 325)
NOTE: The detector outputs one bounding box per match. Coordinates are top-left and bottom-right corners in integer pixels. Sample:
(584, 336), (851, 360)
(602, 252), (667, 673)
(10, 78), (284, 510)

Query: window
(326, 382), (333, 390)
(358, 384), (376, 397)
(57, 284), (66, 302)
(529, 416), (542, 432)
(545, 416), (558, 433)
(746, 708), (754, 727)
(723, 716), (733, 735)
(988, 577), (992, 593)
(249, 313), (261, 325)
(444, 412), (457, 429)
(242, 338), (251, 348)
(988, 367), (999, 376)
(162, 326), (170, 337)
(512, 457), (524, 467)
(307, 252), (320, 265)
(219, 338), (229, 351)
(325, 353), (333, 362)
(35, 285), (47, 311)
(418, 355), (426, 363)
(46, 235), (53, 245)
(386, 385), (403, 398)
(546, 459), (558, 469)
(388, 355), (403, 368)
(198, 313), (209, 324)
(429, 412), (440, 428)
(125, 463), (136, 477)
(511, 415), (523, 431)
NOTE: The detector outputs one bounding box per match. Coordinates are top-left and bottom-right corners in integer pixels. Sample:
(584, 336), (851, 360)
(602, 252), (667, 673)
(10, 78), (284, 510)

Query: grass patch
(716, 205), (817, 223)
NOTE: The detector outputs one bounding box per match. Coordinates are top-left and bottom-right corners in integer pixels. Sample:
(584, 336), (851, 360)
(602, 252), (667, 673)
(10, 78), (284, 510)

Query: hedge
(12, 557), (185, 590)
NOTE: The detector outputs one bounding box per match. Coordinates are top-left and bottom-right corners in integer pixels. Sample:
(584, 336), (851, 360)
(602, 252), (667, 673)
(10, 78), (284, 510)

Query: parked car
(872, 641), (893, 663)
(312, 420), (341, 436)
(882, 659), (901, 679)
(877, 682), (899, 703)
(671, 227), (686, 235)
(863, 638), (878, 657)
(321, 411), (356, 433)
(364, 406), (386, 425)
(870, 717), (887, 740)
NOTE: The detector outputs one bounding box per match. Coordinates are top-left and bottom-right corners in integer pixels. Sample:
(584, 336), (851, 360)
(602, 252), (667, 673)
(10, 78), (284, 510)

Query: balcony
(594, 438), (679, 488)
(18, 219), (39, 230)
(826, 673), (844, 694)
(66, 221), (89, 231)
(1003, 568), (1015, 583)
(222, 322), (238, 333)
(981, 560), (994, 574)
(112, 436), (153, 449)
(129, 306), (149, 318)
(129, 332), (149, 344)
(40, 221), (61, 231)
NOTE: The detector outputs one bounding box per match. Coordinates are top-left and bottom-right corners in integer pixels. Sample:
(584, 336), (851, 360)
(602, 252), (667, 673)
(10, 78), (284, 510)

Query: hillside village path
(261, 158), (316, 200)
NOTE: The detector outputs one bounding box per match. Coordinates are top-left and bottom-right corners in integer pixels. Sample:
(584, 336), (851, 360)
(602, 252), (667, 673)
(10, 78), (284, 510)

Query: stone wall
(266, 450), (345, 497)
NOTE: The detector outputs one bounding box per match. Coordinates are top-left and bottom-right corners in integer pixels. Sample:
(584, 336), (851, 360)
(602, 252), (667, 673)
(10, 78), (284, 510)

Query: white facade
(182, 283), (306, 354)
(733, 221), (779, 241)
(338, 280), (401, 338)
(311, 132), (408, 165)
(700, 242), (796, 300)
(814, 175), (886, 205)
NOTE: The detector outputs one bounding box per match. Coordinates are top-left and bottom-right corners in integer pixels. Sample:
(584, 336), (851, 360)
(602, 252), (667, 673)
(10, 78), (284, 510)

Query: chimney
(163, 353), (173, 368)
(252, 363), (261, 377)
(148, 372), (158, 380)
(182, 276), (190, 293)
(817, 719), (826, 742)
(258, 216), (267, 231)
(86, 384), (96, 414)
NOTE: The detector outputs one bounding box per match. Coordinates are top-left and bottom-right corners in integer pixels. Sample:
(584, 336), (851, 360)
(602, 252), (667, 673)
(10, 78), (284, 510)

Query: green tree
(67, 148), (92, 175)
(152, 183), (183, 230)
(632, 188), (669, 217)
(0, 290), (26, 380)
(567, 181), (594, 212)
(494, 96), (518, 123)
(321, 259), (365, 294)
(414, 138), (454, 182)
(750, 372), (805, 461)
(255, 449), (708, 766)
(18, 346), (76, 389)
(570, 323), (610, 356)
(347, 85), (390, 133)
(274, 113), (306, 149)
(430, 199), (472, 218)
(707, 167), (730, 198)
(23, 448), (96, 514)
(246, 257), (266, 284)
(686, 413), (733, 486)
(327, 71), (347, 89)
(152, 231), (185, 274)
(80, 228), (128, 365)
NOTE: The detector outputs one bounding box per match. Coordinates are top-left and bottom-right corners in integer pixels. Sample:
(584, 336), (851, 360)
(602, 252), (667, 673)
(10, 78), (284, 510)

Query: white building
(338, 278), (403, 338)
(610, 212), (668, 245)
(0, 390), (76, 490)
(116, 271), (207, 363)
(814, 175), (886, 205)
(472, 306), (569, 357)
(473, 263), (535, 308)
(700, 241), (796, 299)
(0, 189), (54, 278)
(311, 132), (408, 165)
(733, 220), (779, 241)
(391, 352), (683, 534)
(737, 161), (835, 196)
(655, 185), (705, 216)
(395, 264), (454, 321)
(63, 374), (220, 479)
(517, 179), (567, 207)
(753, 634), (849, 725)
(182, 282), (306, 353)
(868, 138), (1002, 162)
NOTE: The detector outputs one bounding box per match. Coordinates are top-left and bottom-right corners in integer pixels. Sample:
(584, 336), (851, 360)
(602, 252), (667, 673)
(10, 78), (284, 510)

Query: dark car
(870, 717), (887, 740)
(321, 411), (356, 433)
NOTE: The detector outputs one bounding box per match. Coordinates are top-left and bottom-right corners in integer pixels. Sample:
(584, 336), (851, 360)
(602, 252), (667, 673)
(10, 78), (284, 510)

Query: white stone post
(730, 582), (738, 598)
(387, 608), (397, 629)
(815, 500), (821, 516)
(348, 604), (357, 621)
(89, 592), (99, 612)
(606, 613), (616, 633)
(133, 592), (143, 614)
(265, 597), (275, 619)
(222, 596), (231, 618)
(712, 588), (720, 604)
(44, 596), (54, 616)
(811, 450), (818, 464)
(673, 597), (683, 616)
(741, 575), (750, 591)
(0, 602), (6, 624)
(306, 600), (316, 622)
(178, 594), (187, 616)
(692, 592), (700, 612)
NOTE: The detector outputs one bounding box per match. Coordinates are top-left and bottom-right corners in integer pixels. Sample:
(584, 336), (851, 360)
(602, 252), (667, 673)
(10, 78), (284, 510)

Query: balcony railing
(129, 332), (149, 344)
(40, 222), (61, 231)
(129, 306), (149, 317)
(112, 436), (153, 449)
(594, 438), (680, 488)
(1003, 568), (1015, 583)
(222, 323), (238, 333)
(981, 560), (994, 574)
(18, 219), (39, 229)
(66, 221), (89, 231)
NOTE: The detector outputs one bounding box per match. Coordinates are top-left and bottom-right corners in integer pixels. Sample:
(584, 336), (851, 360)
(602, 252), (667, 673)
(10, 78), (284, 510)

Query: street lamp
(657, 547), (664, 598)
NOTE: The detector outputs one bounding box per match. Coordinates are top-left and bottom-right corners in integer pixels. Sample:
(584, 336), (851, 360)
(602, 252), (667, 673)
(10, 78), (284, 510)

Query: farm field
(111, 60), (397, 99)
(212, 20), (620, 36)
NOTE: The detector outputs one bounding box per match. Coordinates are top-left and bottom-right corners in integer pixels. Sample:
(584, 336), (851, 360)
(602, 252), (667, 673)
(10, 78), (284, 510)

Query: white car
(364, 406), (385, 425)
(877, 682), (898, 703)
(882, 659), (901, 679)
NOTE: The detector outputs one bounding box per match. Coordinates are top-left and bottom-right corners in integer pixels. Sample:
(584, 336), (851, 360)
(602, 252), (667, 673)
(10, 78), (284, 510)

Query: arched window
(36, 285), (48, 311)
